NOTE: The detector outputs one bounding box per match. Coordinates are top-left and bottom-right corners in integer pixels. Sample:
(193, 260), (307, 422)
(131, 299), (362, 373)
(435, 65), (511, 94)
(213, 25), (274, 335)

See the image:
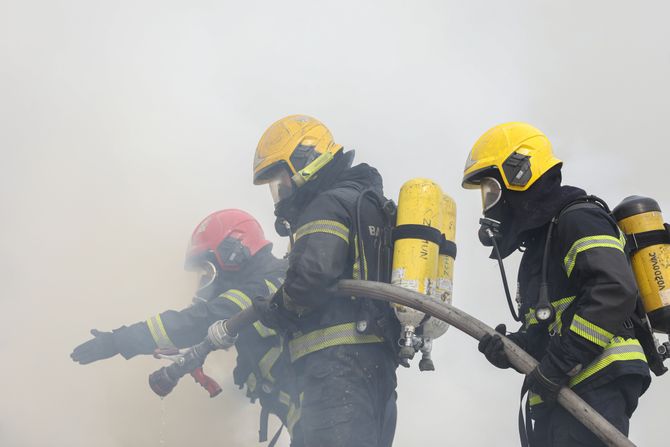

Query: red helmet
(185, 209), (271, 271)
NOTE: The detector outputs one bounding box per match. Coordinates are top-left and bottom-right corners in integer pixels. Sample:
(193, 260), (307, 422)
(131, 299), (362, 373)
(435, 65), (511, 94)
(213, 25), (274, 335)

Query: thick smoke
(1, 1), (669, 446)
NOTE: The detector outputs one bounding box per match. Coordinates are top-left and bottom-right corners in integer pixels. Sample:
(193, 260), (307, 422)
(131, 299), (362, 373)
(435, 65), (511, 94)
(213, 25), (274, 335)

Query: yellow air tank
(435, 193), (457, 306)
(418, 193), (457, 371)
(614, 196), (670, 333)
(392, 178), (444, 360)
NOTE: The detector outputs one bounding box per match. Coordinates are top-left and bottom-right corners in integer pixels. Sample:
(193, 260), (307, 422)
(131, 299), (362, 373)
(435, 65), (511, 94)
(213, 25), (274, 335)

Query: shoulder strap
(555, 195), (610, 223)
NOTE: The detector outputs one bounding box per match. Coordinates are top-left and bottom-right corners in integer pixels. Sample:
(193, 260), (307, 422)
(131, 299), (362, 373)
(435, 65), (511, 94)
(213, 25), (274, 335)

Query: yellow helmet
(253, 115), (343, 188)
(462, 122), (562, 191)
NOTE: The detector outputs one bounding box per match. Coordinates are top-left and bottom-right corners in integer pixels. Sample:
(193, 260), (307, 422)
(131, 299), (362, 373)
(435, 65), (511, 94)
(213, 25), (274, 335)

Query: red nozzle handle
(191, 367), (222, 398)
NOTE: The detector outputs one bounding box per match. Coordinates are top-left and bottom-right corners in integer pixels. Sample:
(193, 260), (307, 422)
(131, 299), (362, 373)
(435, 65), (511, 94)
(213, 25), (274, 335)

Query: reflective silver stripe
(146, 314), (176, 349)
(295, 219), (350, 243)
(531, 338), (647, 405)
(563, 234), (625, 277)
(570, 314), (613, 348)
(288, 322), (383, 362)
(548, 296), (576, 334)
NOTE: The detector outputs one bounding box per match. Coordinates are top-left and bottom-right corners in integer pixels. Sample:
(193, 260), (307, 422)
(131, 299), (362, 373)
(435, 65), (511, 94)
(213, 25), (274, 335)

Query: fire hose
(148, 280), (636, 447)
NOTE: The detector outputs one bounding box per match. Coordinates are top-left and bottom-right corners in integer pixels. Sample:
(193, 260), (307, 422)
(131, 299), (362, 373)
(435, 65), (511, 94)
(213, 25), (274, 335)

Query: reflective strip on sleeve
(288, 322), (383, 362)
(570, 314), (614, 348)
(253, 321), (277, 338)
(220, 289), (276, 337)
(295, 219), (350, 243)
(146, 314), (176, 349)
(219, 289), (253, 310)
(258, 346), (282, 383)
(569, 337), (647, 387)
(563, 234), (625, 277)
(265, 279), (278, 294)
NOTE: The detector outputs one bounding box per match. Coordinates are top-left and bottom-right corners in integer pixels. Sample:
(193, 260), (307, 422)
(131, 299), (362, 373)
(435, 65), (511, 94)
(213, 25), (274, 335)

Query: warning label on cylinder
(391, 268), (419, 292)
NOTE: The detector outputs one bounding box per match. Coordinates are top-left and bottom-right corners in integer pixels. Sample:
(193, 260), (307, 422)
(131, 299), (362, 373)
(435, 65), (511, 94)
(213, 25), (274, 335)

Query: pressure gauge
(535, 306), (553, 322)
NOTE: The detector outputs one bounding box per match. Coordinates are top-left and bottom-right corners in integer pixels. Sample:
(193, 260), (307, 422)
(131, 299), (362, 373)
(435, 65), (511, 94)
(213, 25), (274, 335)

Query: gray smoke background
(2, 0), (669, 445)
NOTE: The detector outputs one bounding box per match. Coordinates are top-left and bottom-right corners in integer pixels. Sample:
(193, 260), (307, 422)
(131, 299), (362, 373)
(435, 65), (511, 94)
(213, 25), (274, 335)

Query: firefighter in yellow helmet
(253, 115), (399, 447)
(463, 122), (650, 446)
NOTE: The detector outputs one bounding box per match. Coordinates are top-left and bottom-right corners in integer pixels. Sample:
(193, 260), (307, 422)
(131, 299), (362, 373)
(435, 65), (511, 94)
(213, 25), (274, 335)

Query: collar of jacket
(274, 150), (356, 225)
(490, 166), (586, 259)
(237, 245), (281, 281)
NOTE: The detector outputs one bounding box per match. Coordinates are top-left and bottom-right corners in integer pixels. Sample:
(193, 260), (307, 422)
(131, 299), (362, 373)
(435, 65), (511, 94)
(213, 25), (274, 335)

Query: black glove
(527, 360), (568, 404)
(478, 324), (512, 369)
(71, 329), (120, 365)
(253, 297), (298, 333)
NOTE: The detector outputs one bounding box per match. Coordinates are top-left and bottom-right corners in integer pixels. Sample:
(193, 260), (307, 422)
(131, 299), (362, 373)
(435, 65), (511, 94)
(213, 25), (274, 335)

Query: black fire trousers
(294, 343), (398, 447)
(531, 375), (645, 447)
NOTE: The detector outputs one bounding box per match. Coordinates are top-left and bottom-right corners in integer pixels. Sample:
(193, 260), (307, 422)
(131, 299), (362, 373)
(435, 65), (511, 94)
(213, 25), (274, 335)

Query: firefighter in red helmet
(71, 209), (301, 445)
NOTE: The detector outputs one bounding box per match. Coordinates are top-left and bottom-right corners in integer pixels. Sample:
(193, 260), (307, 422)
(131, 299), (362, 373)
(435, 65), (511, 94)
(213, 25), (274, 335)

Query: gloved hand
(527, 360), (569, 404)
(70, 329), (119, 365)
(253, 297), (298, 333)
(478, 324), (512, 369)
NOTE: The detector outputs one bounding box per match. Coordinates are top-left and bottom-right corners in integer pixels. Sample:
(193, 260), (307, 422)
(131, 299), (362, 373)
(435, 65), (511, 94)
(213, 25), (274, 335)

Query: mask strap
(292, 151), (334, 187)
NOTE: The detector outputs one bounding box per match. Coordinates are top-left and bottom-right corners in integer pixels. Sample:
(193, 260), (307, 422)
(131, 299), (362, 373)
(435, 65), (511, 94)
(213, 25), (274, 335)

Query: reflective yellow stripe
(352, 234), (368, 280)
(253, 321), (277, 338)
(146, 314), (176, 349)
(524, 307), (538, 328)
(278, 391), (291, 407)
(529, 392), (543, 406)
(526, 296), (576, 332)
(258, 346), (282, 383)
(288, 322), (383, 362)
(286, 393), (303, 436)
(548, 296), (576, 335)
(265, 280), (278, 294)
(221, 289), (276, 337)
(219, 289), (253, 310)
(529, 337), (646, 407)
(569, 337), (646, 386)
(563, 234), (625, 277)
(570, 314), (614, 348)
(295, 219), (350, 243)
